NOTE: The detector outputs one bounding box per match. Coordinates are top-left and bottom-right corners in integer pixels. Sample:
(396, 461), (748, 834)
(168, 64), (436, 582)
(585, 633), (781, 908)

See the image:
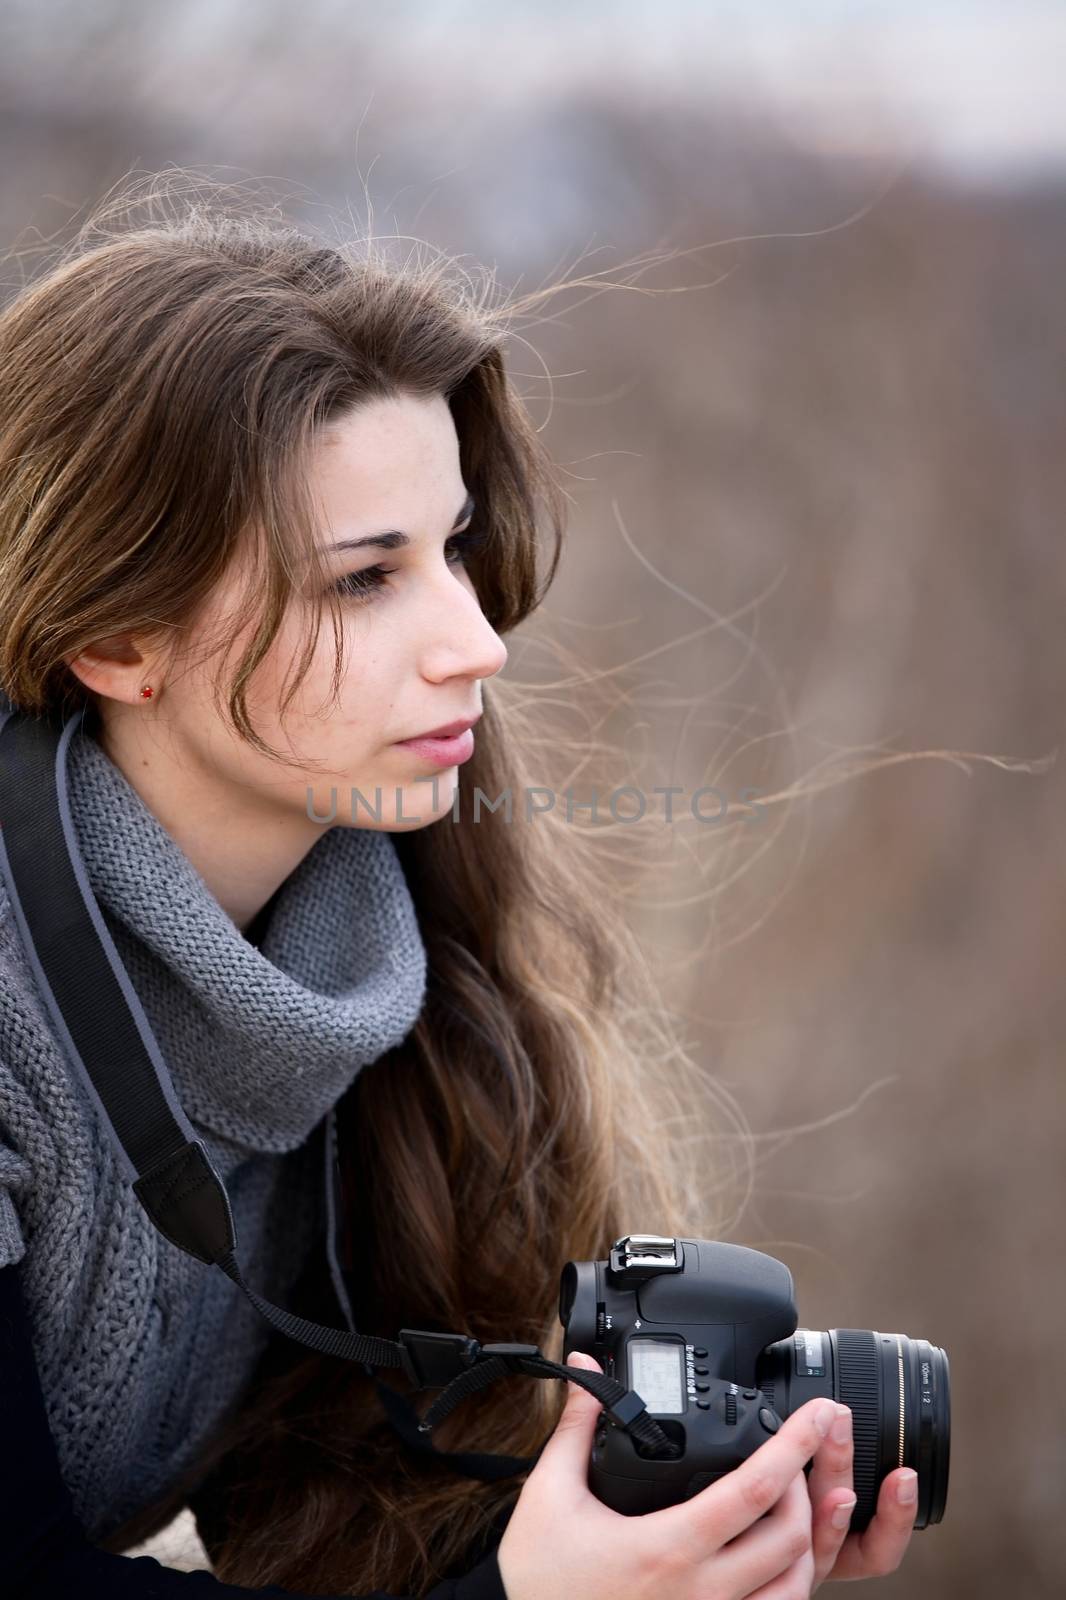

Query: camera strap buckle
(602, 1387), (649, 1429)
(478, 1341), (542, 1366)
(397, 1327), (482, 1389)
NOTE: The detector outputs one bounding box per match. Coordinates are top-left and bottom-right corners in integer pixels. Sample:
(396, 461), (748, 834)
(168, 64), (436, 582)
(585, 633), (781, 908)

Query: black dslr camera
(559, 1235), (950, 1530)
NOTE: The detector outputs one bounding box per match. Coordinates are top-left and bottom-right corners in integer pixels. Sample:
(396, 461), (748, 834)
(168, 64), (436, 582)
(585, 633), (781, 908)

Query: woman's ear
(64, 634), (160, 707)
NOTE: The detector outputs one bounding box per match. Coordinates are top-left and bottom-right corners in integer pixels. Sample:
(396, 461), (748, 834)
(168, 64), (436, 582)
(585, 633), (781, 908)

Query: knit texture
(0, 722), (428, 1542)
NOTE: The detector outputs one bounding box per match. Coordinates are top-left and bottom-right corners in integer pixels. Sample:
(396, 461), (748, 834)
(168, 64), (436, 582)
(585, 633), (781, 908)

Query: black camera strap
(0, 696), (675, 1473)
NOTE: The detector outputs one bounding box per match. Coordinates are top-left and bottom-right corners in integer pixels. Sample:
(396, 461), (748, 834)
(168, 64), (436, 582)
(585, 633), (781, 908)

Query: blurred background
(2, 2), (1063, 1594)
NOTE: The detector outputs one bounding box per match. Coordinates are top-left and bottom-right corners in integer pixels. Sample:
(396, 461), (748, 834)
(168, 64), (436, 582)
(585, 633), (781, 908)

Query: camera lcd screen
(628, 1338), (684, 1413)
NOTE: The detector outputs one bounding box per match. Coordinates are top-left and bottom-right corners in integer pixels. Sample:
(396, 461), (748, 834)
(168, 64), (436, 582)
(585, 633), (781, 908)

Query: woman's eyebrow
(327, 490), (475, 554)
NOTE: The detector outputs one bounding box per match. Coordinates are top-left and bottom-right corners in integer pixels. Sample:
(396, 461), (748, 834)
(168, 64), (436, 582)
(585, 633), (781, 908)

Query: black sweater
(1, 1262), (508, 1600)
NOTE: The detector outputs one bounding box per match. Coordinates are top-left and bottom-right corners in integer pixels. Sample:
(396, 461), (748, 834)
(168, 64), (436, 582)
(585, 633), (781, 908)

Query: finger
(809, 1486), (857, 1590)
(806, 1403), (853, 1514)
(662, 1396), (838, 1550)
(745, 1546), (816, 1600)
(533, 1350), (604, 1491)
(709, 1471), (813, 1598)
(806, 1405), (855, 1586)
(819, 1467), (918, 1581)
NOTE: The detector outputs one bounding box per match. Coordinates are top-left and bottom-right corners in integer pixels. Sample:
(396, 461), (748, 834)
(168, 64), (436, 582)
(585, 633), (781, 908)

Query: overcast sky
(2, 1), (1062, 182)
(390, 0), (1066, 180)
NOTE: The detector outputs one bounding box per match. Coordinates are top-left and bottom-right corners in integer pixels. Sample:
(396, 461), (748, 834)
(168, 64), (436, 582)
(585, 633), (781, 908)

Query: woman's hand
(806, 1404), (919, 1587)
(497, 1351), (843, 1600)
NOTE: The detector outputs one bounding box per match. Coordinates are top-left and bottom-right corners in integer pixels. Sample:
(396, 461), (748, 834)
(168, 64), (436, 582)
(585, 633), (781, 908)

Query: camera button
(696, 1399), (711, 1409)
(743, 1388), (758, 1400)
(695, 1382), (710, 1393)
(694, 1365), (709, 1375)
(759, 1407), (780, 1433)
(694, 1347), (708, 1357)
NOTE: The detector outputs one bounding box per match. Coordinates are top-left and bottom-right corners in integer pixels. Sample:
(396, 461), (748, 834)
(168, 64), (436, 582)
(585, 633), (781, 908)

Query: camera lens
(756, 1329), (950, 1532)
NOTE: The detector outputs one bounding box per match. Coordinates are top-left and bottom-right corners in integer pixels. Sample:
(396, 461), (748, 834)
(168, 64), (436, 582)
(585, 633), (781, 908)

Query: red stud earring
(140, 685), (154, 700)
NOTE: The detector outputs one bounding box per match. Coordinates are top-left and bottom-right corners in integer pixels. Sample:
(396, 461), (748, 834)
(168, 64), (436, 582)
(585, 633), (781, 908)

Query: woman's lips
(394, 727), (476, 766)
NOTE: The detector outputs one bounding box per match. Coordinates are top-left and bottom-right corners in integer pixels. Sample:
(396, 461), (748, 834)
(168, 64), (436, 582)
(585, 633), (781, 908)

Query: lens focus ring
(834, 1329), (881, 1523)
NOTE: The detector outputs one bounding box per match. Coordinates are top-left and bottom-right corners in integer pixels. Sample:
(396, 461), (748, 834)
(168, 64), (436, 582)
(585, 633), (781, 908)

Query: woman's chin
(304, 766), (461, 831)
(359, 771), (460, 831)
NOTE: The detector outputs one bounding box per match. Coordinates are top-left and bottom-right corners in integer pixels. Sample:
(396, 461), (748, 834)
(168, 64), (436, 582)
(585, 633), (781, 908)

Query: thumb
(538, 1350), (604, 1476)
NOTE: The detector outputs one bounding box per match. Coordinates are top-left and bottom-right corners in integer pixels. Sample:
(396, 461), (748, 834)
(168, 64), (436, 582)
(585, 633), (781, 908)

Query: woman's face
(144, 391), (509, 836)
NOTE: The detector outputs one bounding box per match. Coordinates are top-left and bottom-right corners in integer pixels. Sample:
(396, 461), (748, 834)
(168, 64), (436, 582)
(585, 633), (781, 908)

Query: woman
(0, 183), (921, 1597)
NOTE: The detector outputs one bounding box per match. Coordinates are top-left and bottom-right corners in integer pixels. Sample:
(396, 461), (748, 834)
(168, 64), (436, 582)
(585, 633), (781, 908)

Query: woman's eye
(333, 563), (395, 600)
(444, 527), (478, 566)
(333, 524), (487, 601)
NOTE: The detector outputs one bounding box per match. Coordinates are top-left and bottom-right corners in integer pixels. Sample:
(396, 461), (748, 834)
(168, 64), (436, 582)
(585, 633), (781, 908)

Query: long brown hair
(0, 176), (1026, 1595)
(0, 177), (750, 1593)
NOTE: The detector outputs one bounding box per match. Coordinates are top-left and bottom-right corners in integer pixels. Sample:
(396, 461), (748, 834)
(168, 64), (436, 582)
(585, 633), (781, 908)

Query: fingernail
(815, 1401), (837, 1436)
(831, 1496), (857, 1530)
(896, 1470), (918, 1505)
(830, 1408), (852, 1445)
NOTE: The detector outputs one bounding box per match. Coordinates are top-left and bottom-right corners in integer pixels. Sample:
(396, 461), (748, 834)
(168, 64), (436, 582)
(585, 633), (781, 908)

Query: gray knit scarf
(0, 721), (427, 1541)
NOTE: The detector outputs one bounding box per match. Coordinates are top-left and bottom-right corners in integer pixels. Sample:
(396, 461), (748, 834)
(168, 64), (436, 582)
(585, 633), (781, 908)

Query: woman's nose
(418, 577), (508, 685)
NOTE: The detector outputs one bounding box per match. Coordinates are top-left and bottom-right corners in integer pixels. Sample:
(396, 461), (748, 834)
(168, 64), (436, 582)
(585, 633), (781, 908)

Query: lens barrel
(757, 1329), (950, 1531)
